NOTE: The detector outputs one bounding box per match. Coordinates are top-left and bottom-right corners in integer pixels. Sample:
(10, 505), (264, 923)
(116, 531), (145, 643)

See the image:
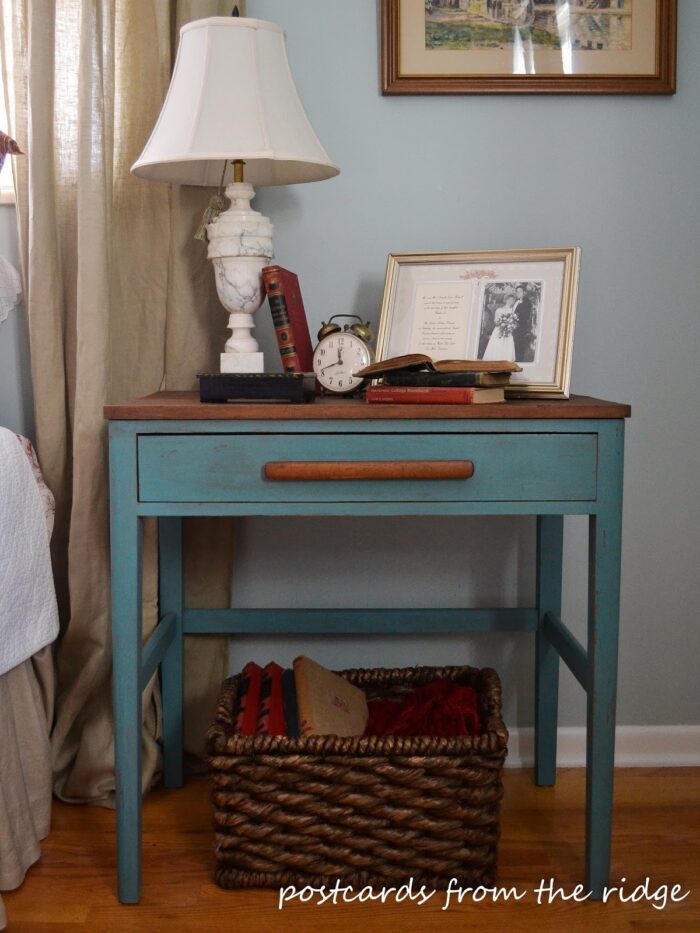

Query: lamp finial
(231, 5), (240, 16)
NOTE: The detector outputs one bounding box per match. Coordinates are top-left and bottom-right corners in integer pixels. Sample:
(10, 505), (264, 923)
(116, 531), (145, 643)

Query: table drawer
(137, 433), (597, 503)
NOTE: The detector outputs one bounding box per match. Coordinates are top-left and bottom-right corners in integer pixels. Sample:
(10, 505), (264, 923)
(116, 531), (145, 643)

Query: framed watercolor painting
(376, 248), (581, 397)
(381, 0), (676, 95)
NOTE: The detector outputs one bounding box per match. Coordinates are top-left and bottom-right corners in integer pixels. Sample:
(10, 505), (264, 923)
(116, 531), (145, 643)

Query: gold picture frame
(381, 0), (677, 95)
(376, 248), (581, 397)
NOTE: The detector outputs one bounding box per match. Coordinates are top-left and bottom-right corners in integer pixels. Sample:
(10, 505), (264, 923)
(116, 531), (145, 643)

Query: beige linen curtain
(0, 0), (235, 804)
(0, 649), (54, 889)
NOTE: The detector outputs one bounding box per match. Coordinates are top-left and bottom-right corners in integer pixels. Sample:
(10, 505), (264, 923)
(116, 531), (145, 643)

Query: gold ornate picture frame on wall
(381, 0), (676, 95)
(376, 248), (581, 397)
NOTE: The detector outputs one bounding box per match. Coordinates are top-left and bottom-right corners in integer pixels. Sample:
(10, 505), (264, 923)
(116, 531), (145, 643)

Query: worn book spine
(294, 662), (313, 738)
(262, 265), (314, 374)
(254, 669), (272, 736)
(268, 661), (287, 736)
(236, 662), (263, 736)
(282, 668), (300, 738)
(383, 371), (510, 388)
(253, 663), (286, 736)
(366, 385), (505, 405)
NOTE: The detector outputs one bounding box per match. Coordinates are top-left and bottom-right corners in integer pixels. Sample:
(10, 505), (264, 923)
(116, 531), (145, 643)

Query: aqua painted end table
(105, 392), (630, 904)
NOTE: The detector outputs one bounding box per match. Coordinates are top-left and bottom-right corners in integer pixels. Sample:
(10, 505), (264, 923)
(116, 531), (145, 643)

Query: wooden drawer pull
(264, 460), (475, 482)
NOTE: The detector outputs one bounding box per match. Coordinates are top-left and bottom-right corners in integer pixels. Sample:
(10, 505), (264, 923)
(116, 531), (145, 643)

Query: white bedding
(0, 428), (59, 676)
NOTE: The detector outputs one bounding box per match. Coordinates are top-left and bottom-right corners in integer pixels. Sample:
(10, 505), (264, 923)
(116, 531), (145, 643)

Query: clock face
(313, 332), (372, 394)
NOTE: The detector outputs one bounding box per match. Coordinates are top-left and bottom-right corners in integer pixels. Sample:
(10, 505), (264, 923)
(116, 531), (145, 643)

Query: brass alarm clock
(312, 315), (375, 395)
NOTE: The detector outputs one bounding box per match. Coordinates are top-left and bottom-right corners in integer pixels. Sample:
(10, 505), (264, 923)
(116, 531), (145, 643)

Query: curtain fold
(0, 649), (54, 890)
(0, 0), (235, 804)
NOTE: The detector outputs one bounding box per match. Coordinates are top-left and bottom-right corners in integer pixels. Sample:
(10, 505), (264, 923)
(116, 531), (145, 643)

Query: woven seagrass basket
(206, 665), (508, 890)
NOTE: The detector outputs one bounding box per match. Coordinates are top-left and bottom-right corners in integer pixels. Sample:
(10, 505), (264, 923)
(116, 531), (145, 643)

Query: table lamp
(131, 14), (339, 373)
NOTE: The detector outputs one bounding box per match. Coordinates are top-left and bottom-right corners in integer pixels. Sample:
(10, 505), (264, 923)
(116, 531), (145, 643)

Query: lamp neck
(232, 159), (246, 184)
(224, 181), (256, 214)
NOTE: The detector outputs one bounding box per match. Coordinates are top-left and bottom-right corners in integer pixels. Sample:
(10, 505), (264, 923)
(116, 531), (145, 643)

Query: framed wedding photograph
(376, 248), (580, 396)
(381, 0), (676, 95)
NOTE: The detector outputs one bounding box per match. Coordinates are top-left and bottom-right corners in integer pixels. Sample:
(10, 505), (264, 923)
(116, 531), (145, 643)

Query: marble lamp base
(207, 181), (274, 374)
(221, 349), (265, 373)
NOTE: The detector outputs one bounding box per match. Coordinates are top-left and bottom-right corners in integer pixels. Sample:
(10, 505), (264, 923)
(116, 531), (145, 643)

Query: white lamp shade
(131, 17), (339, 187)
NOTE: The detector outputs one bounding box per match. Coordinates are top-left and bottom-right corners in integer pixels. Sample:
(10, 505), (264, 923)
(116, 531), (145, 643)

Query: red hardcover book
(256, 661), (287, 735)
(365, 385), (505, 405)
(262, 265), (314, 374)
(255, 667), (272, 735)
(255, 662), (286, 736)
(267, 662), (286, 736)
(237, 662), (264, 736)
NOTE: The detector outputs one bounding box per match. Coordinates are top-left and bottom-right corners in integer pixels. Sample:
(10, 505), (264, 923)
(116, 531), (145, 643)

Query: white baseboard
(505, 725), (700, 768)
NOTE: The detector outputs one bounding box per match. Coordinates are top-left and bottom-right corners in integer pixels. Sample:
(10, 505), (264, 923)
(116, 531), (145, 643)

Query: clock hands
(321, 347), (344, 375)
(313, 317), (374, 392)
(313, 322), (373, 394)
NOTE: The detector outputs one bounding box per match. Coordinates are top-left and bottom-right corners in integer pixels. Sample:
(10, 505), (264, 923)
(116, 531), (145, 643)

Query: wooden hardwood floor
(3, 768), (699, 931)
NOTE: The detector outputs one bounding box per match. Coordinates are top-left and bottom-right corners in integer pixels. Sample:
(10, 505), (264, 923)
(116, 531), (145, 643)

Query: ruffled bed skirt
(0, 646), (54, 927)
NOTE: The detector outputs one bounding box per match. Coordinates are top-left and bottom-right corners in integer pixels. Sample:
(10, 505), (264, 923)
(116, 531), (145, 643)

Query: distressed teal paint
(135, 499), (598, 518)
(158, 515), (185, 789)
(108, 413), (626, 903)
(585, 420), (625, 899)
(138, 432), (597, 503)
(109, 428), (144, 905)
(181, 607), (540, 635)
(120, 417), (614, 435)
(543, 612), (589, 691)
(535, 516), (563, 787)
(139, 612), (176, 692)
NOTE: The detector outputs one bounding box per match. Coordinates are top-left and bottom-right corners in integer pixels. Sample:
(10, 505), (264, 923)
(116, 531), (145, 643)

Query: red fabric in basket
(364, 679), (481, 738)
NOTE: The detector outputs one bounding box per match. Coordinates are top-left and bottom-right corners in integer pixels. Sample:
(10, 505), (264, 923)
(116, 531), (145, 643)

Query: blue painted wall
(232, 0), (700, 728)
(0, 205), (33, 438)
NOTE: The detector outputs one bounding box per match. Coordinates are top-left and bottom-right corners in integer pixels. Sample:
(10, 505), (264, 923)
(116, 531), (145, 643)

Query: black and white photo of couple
(478, 281), (542, 363)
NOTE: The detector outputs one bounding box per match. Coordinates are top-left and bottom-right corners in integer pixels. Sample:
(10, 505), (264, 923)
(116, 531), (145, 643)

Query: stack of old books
(229, 656), (369, 738)
(228, 655), (483, 738)
(357, 354), (522, 405)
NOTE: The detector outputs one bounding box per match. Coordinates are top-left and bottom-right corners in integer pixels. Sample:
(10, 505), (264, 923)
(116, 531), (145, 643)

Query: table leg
(585, 423), (624, 898)
(535, 515), (563, 786)
(111, 508), (143, 904)
(158, 517), (184, 788)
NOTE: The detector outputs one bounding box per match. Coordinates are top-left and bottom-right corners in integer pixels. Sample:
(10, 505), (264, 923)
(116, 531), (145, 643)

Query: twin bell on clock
(312, 315), (375, 395)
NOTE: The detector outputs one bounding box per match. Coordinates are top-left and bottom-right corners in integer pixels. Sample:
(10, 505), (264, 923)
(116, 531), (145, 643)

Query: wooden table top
(104, 392), (631, 421)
